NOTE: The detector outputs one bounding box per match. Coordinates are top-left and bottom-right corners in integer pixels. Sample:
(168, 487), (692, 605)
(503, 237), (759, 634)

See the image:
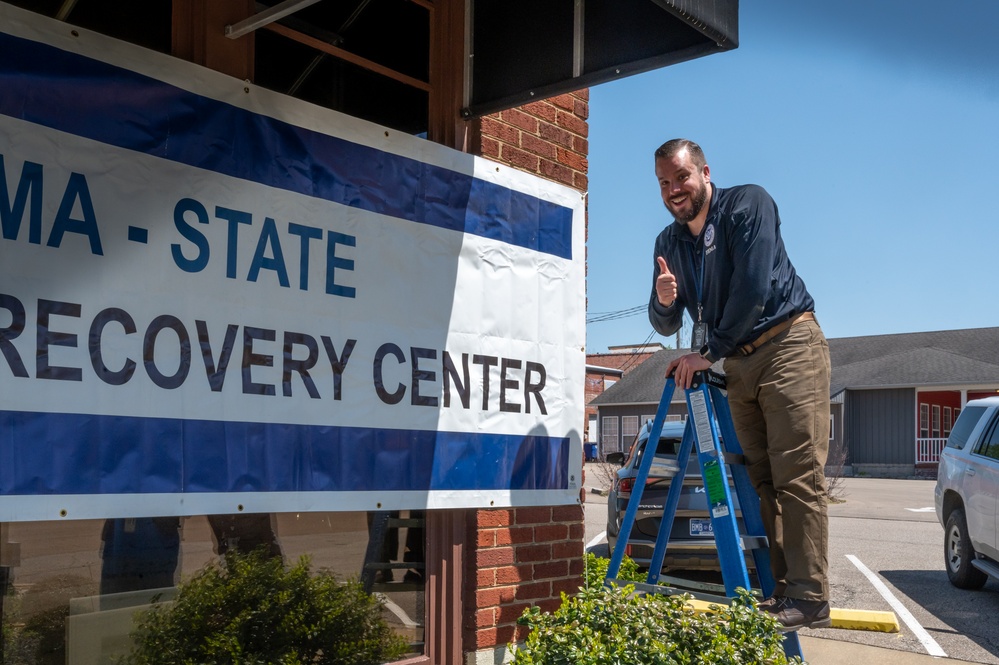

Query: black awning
(466, 0), (738, 117)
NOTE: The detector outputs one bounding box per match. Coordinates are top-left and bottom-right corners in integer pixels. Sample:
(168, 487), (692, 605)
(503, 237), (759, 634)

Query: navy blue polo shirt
(648, 183), (815, 361)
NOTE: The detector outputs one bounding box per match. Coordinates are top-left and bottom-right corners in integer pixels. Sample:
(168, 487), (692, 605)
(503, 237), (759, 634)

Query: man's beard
(668, 182), (708, 224)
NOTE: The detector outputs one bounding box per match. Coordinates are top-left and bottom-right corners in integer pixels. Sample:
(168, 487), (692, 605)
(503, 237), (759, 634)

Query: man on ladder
(648, 138), (832, 631)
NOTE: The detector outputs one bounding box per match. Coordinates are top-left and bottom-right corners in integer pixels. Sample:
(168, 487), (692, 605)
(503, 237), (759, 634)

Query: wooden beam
(264, 22), (431, 93)
(173, 0), (255, 80)
(428, 0), (470, 150)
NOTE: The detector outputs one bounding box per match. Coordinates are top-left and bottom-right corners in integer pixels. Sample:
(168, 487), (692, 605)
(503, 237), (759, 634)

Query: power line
(586, 305), (694, 351)
(615, 329), (658, 373)
(586, 304), (645, 324)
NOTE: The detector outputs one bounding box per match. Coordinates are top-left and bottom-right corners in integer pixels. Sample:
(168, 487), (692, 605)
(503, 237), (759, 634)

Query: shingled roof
(589, 348), (718, 406)
(590, 327), (999, 406)
(828, 327), (999, 394)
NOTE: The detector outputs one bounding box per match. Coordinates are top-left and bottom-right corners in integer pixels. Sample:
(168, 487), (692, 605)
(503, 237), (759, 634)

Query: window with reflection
(0, 511), (424, 663)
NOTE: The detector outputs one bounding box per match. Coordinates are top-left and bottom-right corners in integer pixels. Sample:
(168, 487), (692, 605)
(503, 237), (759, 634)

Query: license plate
(689, 519), (713, 536)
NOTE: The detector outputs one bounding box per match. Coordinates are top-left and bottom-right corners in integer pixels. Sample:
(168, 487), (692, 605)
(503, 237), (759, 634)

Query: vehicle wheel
(944, 508), (988, 589)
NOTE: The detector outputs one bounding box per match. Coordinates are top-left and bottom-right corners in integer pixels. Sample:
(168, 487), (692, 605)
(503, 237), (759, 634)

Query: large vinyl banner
(0, 5), (585, 521)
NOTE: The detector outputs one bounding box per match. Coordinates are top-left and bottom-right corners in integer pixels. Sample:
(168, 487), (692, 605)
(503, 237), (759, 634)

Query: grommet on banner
(59, 509), (67, 517)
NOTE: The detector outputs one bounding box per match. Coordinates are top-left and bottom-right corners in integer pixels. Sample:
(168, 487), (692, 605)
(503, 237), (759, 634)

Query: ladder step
(624, 578), (759, 606)
(653, 574), (750, 597)
(741, 535), (768, 551)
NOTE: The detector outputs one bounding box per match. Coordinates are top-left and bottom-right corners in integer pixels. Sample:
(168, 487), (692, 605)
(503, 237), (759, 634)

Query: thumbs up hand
(655, 256), (678, 307)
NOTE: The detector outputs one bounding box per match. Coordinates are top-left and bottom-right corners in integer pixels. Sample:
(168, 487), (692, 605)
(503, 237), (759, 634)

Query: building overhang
(466, 0), (739, 116)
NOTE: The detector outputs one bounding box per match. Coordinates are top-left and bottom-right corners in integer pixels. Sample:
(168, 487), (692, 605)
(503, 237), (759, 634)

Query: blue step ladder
(605, 370), (803, 660)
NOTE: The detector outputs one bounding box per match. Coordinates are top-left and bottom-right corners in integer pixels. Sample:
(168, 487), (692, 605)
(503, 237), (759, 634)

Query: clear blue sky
(584, 0), (999, 354)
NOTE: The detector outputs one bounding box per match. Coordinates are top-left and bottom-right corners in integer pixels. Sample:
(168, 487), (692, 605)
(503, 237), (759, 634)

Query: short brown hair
(654, 139), (706, 168)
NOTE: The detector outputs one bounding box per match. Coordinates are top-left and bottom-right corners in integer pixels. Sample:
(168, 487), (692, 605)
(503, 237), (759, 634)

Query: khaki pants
(723, 320), (831, 600)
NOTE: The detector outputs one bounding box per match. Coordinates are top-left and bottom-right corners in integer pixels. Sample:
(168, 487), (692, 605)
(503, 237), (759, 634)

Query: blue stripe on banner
(0, 31), (573, 260)
(0, 411), (570, 495)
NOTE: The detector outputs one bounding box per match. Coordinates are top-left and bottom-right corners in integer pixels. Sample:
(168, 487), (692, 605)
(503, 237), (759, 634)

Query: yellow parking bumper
(686, 599), (900, 633)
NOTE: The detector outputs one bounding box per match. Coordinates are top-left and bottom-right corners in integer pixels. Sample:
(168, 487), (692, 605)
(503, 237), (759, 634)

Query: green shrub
(3, 606), (43, 665)
(2, 596), (67, 665)
(123, 548), (409, 665)
(514, 556), (801, 665)
(582, 551), (644, 591)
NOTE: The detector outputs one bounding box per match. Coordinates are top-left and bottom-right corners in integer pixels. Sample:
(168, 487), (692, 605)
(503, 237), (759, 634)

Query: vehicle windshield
(946, 406), (988, 449)
(629, 435), (682, 464)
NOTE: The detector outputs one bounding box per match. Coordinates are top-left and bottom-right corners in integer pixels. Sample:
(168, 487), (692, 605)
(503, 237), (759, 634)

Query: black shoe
(763, 596), (831, 631)
(403, 569), (424, 584)
(373, 569), (394, 584)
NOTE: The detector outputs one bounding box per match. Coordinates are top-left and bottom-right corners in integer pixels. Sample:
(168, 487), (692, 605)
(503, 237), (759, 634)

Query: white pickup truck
(935, 396), (999, 589)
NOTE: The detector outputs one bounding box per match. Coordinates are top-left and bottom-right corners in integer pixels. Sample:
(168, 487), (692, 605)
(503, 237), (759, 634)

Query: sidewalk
(799, 635), (980, 665)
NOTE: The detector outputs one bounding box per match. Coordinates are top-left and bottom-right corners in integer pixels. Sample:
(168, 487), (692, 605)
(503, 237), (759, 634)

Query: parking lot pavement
(800, 635), (982, 665)
(584, 475), (999, 664)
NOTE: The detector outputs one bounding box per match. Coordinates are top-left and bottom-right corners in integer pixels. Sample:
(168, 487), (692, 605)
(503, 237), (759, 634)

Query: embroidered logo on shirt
(704, 223), (716, 253)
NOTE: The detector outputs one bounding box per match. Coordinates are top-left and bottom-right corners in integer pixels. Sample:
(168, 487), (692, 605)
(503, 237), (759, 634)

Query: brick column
(467, 505), (585, 652)
(464, 89), (589, 663)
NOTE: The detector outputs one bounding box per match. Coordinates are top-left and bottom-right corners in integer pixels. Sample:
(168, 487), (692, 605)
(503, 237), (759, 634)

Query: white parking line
(905, 507), (935, 513)
(586, 531), (607, 550)
(846, 554), (947, 657)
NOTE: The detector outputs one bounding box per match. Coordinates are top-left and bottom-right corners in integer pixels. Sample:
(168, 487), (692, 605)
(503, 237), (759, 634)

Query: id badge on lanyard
(691, 315), (707, 350)
(687, 243), (707, 351)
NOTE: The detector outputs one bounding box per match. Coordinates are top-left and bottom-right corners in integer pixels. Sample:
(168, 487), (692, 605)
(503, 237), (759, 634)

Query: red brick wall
(466, 505), (585, 650)
(477, 91), (589, 192)
(464, 90), (589, 655)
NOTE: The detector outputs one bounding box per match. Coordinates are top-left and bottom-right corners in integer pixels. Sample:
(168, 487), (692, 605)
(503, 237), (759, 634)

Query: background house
(591, 327), (999, 477)
(585, 342), (664, 449)
(830, 327), (999, 476)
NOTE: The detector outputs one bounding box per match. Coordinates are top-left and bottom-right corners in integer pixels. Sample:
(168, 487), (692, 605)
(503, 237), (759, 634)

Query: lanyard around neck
(685, 240), (705, 324)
